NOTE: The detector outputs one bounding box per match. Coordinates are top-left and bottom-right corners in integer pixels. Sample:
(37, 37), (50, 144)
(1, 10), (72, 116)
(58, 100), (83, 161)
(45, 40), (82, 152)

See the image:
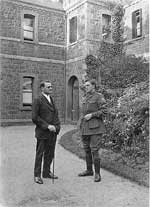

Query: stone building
(0, 0), (149, 125)
(0, 0), (66, 125)
(64, 0), (112, 122)
(124, 0), (149, 59)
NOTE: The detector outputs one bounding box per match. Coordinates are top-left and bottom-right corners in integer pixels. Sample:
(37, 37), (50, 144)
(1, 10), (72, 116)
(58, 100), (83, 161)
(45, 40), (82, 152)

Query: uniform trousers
(82, 134), (102, 170)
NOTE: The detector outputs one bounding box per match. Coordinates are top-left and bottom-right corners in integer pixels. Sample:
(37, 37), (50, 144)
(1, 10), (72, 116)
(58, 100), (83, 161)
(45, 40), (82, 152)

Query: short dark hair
(85, 79), (97, 89)
(40, 80), (50, 89)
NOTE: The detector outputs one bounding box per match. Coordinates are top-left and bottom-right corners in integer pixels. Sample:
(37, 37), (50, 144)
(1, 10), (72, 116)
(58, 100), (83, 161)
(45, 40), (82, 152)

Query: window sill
(68, 38), (87, 46)
(20, 106), (32, 111)
(125, 36), (144, 45)
(22, 39), (38, 44)
(68, 40), (78, 46)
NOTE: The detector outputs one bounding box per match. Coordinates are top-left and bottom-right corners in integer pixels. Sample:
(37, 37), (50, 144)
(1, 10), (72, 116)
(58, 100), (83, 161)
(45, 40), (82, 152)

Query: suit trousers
(34, 134), (57, 177)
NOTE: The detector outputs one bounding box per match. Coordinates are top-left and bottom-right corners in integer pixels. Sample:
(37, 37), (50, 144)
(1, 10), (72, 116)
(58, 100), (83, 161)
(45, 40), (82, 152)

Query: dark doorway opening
(67, 76), (79, 121)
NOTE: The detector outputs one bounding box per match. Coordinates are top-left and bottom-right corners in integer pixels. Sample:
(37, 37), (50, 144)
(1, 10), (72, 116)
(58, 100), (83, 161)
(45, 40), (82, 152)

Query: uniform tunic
(80, 91), (107, 136)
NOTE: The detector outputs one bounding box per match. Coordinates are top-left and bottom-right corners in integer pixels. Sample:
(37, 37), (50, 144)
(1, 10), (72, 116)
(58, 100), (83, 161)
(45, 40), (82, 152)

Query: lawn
(59, 129), (149, 187)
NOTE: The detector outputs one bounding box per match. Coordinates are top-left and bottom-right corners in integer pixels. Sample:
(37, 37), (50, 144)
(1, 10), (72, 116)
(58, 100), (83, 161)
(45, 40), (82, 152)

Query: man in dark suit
(32, 80), (60, 184)
(78, 79), (107, 182)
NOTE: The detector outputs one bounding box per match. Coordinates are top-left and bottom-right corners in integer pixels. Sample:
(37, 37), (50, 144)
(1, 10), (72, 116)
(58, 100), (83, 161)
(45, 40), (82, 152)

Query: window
(69, 16), (77, 43)
(20, 74), (37, 110)
(102, 14), (111, 39)
(22, 77), (33, 106)
(132, 9), (142, 39)
(23, 14), (35, 41)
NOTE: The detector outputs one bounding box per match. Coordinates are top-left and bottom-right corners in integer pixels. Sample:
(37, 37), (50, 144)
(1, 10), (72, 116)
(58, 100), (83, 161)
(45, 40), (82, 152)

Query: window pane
(132, 9), (142, 38)
(24, 25), (34, 31)
(132, 11), (137, 38)
(24, 17), (34, 27)
(24, 31), (34, 40)
(102, 14), (111, 27)
(69, 16), (77, 43)
(22, 77), (33, 106)
(102, 14), (111, 39)
(136, 22), (141, 36)
(23, 14), (35, 41)
(23, 91), (32, 105)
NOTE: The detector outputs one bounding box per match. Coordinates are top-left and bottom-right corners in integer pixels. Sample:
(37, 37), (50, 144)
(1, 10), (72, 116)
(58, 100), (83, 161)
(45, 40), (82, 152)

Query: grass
(59, 129), (149, 187)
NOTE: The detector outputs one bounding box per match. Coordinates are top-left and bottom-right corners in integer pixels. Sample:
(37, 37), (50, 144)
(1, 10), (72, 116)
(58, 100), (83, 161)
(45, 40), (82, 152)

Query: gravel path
(0, 125), (149, 207)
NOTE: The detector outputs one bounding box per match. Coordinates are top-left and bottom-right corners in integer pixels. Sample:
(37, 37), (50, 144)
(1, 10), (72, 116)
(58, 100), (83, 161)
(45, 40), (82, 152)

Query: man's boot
(78, 153), (93, 176)
(94, 159), (101, 182)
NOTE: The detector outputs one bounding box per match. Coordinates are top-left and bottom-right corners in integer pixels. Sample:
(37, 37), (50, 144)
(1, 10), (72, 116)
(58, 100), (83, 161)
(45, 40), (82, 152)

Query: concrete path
(0, 125), (149, 207)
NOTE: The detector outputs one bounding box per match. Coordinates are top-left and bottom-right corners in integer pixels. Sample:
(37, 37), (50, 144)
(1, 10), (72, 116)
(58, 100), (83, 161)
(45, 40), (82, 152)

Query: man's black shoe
(94, 173), (101, 182)
(43, 172), (58, 179)
(34, 177), (43, 184)
(78, 170), (93, 177)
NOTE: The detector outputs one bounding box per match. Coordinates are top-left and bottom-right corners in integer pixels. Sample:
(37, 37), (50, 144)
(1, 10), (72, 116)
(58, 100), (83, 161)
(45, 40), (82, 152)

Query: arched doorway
(67, 76), (79, 121)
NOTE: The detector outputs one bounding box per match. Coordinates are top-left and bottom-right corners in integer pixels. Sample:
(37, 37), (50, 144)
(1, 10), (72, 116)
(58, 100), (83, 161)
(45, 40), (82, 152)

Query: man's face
(84, 81), (94, 93)
(42, 82), (52, 95)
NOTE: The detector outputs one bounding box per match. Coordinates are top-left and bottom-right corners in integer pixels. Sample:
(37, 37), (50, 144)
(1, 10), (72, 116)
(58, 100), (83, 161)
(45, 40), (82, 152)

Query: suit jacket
(32, 95), (60, 139)
(80, 91), (107, 136)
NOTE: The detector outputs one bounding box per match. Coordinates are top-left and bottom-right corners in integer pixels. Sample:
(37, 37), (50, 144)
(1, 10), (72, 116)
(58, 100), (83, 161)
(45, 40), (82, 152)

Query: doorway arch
(67, 76), (79, 121)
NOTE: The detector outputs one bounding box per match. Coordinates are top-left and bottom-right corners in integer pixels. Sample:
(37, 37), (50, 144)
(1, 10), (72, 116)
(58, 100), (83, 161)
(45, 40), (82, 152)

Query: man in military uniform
(78, 79), (107, 182)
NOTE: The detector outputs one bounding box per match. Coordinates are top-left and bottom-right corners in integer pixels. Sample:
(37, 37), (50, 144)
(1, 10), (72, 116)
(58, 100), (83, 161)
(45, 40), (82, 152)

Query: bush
(99, 54), (149, 88)
(85, 55), (99, 80)
(103, 81), (149, 166)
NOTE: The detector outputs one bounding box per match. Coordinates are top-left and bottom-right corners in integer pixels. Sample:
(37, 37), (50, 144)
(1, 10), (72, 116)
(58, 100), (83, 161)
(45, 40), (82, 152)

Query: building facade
(124, 0), (149, 58)
(0, 0), (66, 125)
(64, 0), (112, 122)
(0, 0), (149, 125)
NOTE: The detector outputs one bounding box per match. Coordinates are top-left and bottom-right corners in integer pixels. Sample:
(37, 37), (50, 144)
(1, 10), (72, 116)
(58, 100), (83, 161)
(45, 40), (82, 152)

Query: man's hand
(48, 125), (56, 132)
(84, 113), (92, 121)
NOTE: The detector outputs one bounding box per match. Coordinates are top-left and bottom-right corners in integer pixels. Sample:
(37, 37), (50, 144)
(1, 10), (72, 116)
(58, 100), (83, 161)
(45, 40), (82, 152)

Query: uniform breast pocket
(88, 118), (100, 129)
(88, 102), (98, 112)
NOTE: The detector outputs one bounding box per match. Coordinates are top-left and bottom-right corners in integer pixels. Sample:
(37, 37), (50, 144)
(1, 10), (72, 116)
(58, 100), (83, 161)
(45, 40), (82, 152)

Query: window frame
(69, 16), (78, 44)
(102, 14), (111, 39)
(21, 10), (38, 43)
(23, 14), (35, 41)
(132, 9), (142, 39)
(20, 73), (38, 111)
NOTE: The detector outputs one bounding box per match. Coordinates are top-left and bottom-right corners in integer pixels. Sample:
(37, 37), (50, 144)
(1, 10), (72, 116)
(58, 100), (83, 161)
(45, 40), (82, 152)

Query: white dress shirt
(42, 93), (51, 104)
(42, 93), (56, 132)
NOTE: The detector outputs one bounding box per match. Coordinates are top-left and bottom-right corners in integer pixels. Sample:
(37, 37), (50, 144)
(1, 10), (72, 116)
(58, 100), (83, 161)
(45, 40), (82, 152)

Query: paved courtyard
(0, 125), (149, 207)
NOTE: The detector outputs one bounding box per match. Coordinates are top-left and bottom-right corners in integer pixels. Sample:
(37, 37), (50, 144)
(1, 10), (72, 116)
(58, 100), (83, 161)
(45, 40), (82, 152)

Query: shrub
(103, 81), (149, 165)
(99, 54), (149, 88)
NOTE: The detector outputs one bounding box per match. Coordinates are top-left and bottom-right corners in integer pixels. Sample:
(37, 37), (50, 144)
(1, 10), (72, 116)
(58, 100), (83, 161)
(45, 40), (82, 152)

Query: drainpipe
(64, 13), (67, 123)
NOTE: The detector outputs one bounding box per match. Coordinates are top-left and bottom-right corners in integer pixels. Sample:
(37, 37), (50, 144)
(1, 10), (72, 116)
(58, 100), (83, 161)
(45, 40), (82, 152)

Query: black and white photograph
(0, 0), (149, 206)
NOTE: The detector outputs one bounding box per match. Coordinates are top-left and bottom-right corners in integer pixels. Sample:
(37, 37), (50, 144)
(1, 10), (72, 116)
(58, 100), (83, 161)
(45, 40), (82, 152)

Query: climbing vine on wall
(85, 4), (148, 89)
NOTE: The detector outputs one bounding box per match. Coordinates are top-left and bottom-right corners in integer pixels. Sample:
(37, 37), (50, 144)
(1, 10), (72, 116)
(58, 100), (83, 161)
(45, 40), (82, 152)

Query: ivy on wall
(85, 4), (149, 89)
